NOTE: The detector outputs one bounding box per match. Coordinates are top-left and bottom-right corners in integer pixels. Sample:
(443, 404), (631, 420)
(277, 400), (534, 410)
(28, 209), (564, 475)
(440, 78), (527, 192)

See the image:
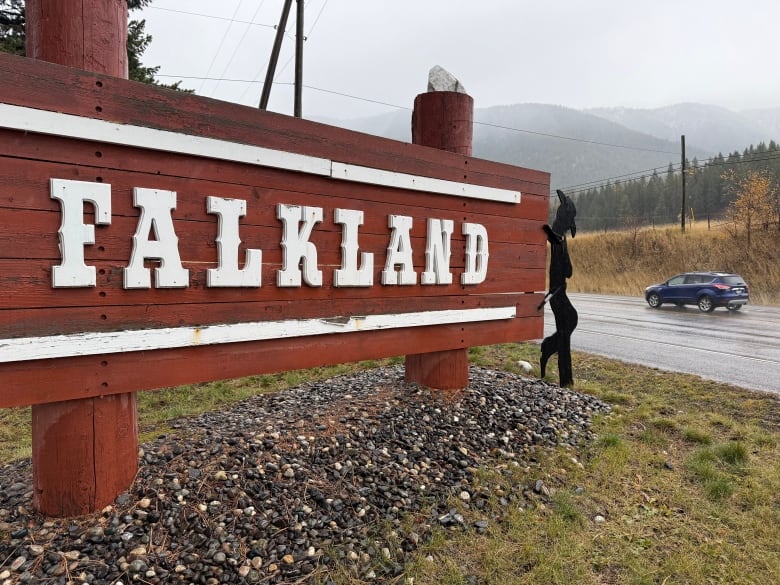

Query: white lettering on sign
(382, 215), (416, 285)
(124, 188), (190, 288)
(277, 204), (324, 287)
(50, 178), (112, 288)
(206, 196), (262, 287)
(421, 218), (454, 285)
(334, 208), (374, 287)
(48, 179), (491, 289)
(462, 222), (489, 285)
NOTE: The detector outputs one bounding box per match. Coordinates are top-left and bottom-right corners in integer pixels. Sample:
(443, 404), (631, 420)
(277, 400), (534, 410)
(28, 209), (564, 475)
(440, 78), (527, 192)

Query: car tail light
(713, 283), (731, 290)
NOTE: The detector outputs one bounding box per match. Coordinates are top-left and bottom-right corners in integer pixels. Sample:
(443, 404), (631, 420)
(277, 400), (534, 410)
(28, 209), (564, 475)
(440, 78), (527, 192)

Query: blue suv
(645, 272), (749, 312)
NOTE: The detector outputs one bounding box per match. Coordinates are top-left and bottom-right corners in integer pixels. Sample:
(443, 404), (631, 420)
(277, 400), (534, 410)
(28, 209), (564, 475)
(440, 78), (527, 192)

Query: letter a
(124, 188), (189, 288)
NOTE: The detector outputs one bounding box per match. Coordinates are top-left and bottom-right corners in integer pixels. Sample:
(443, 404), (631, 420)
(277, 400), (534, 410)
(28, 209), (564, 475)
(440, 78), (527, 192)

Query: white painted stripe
(0, 103), (332, 176)
(332, 162), (521, 204)
(0, 103), (521, 204)
(0, 306), (516, 363)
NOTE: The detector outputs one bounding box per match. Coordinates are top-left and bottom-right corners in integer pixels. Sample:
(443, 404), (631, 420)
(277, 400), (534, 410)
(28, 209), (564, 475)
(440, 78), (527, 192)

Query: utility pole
(259, 0), (293, 111)
(681, 134), (686, 233)
(294, 0), (304, 117)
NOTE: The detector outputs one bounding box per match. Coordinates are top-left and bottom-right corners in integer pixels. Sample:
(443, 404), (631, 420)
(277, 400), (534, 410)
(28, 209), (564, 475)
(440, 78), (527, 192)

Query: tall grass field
(567, 222), (780, 305)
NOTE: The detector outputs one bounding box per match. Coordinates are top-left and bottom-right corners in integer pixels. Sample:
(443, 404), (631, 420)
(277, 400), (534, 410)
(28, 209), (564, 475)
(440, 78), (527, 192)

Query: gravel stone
(0, 365), (609, 583)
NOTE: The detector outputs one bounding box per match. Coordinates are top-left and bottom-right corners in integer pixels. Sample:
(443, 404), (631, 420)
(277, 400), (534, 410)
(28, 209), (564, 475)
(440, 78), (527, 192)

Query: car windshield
(720, 275), (745, 285)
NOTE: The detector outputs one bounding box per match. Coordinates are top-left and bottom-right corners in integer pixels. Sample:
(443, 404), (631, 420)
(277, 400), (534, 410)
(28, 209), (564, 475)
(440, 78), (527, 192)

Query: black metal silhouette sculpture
(539, 189), (578, 387)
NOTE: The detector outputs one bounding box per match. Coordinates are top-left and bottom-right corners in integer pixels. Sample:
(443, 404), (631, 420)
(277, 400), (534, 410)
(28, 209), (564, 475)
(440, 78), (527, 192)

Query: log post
(26, 0), (138, 517)
(406, 88), (474, 390)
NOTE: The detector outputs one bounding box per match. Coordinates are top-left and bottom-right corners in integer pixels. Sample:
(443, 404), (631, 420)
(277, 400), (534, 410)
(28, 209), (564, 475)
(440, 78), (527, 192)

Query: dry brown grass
(567, 222), (780, 305)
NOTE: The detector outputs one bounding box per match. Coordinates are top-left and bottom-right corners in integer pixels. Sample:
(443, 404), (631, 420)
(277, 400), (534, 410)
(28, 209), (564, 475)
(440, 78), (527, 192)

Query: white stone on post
(427, 65), (468, 93)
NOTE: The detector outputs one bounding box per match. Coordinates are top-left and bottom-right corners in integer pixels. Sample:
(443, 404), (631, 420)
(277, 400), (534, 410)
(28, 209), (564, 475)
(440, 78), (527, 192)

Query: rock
(0, 365), (609, 584)
(517, 360), (534, 374)
(427, 65), (467, 93)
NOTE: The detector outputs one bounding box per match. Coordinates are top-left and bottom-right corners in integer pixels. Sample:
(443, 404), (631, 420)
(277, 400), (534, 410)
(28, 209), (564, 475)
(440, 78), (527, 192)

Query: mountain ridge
(314, 102), (780, 192)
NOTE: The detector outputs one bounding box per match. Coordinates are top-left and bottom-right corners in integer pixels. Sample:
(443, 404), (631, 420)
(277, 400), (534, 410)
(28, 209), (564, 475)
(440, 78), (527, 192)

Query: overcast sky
(137, 0), (780, 120)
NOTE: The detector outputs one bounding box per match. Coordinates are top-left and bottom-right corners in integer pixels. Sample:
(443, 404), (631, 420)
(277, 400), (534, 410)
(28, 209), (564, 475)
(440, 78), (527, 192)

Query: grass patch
(404, 344), (780, 585)
(714, 441), (748, 466)
(683, 427), (713, 444)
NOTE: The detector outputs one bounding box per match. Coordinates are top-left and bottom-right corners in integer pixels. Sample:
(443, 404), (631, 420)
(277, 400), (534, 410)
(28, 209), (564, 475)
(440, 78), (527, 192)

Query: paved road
(542, 293), (780, 395)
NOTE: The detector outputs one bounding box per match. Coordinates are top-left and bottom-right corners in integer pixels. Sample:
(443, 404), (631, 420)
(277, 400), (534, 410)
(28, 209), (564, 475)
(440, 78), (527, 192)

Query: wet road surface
(542, 293), (780, 395)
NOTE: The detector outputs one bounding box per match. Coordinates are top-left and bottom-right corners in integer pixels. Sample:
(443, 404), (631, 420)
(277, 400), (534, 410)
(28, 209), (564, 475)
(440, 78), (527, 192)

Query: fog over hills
(587, 104), (780, 155)
(316, 102), (780, 193)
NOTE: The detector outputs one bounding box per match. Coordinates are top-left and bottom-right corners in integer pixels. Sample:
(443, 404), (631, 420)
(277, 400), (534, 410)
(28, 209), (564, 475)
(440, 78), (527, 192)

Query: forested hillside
(572, 142), (780, 231)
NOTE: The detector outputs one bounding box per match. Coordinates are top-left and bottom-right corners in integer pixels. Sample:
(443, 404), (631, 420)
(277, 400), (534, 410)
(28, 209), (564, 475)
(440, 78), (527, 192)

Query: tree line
(571, 142), (780, 236)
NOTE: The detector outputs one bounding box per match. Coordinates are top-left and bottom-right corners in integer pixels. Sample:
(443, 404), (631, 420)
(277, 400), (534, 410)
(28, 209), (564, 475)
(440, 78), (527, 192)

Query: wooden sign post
(25, 0), (138, 517)
(407, 90), (475, 390)
(0, 1), (550, 517)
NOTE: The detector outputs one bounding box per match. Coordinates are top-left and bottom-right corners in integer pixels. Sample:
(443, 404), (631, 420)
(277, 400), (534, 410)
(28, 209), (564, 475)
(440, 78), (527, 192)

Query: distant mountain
(471, 104), (699, 191)
(314, 102), (777, 192)
(587, 103), (779, 155)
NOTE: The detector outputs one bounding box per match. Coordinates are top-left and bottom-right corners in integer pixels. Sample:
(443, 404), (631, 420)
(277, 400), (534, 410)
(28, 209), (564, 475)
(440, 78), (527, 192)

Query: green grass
(2, 343), (779, 584)
(404, 344), (780, 585)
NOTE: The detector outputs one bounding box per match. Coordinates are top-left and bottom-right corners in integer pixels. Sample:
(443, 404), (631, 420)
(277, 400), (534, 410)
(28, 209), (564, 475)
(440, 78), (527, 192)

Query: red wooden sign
(0, 52), (549, 410)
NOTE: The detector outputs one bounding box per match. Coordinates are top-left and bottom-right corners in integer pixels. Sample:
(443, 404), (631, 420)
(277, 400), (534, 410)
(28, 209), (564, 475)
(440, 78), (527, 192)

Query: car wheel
(698, 295), (715, 312)
(727, 305), (742, 311)
(647, 293), (662, 308)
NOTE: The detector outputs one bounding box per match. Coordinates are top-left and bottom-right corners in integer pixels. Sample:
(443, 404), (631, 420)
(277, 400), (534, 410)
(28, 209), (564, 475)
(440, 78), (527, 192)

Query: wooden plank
(0, 292), (543, 339)
(0, 130), (550, 216)
(2, 306), (519, 363)
(0, 315), (543, 408)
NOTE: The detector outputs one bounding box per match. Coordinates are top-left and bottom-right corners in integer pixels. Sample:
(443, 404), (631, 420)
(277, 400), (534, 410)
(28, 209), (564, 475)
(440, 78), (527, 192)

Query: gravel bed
(0, 365), (610, 584)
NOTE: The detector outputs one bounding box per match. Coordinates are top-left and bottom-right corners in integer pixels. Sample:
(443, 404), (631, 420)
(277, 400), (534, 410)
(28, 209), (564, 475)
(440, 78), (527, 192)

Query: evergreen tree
(0, 0), (23, 55)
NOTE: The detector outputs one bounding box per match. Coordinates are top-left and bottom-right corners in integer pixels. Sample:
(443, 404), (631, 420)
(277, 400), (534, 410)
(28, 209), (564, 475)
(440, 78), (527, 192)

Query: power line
(561, 149), (780, 198)
(237, 0), (328, 105)
(307, 0), (330, 37)
(209, 0), (268, 97)
(270, 1), (331, 88)
(474, 120), (679, 155)
(296, 83), (412, 110)
(147, 6), (275, 29)
(198, 0), (245, 94)
(557, 162), (681, 194)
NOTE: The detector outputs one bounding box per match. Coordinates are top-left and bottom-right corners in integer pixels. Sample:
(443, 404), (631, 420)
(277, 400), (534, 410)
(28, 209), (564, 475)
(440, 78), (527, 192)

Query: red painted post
(407, 89), (474, 390)
(411, 91), (474, 156)
(26, 0), (138, 516)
